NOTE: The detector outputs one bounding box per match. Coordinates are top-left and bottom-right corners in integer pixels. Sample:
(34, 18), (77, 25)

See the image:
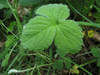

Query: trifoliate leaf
(53, 60), (63, 70)
(20, 4), (83, 54)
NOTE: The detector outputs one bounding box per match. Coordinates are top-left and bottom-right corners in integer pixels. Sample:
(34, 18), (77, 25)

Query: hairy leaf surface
(54, 20), (83, 54)
(20, 4), (83, 54)
(21, 16), (56, 51)
(36, 4), (70, 21)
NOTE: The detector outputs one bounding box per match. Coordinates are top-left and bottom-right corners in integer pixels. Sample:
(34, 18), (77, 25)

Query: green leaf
(0, 38), (18, 59)
(0, 0), (9, 8)
(1, 53), (9, 67)
(54, 20), (83, 54)
(91, 47), (99, 58)
(19, 0), (44, 6)
(97, 55), (100, 66)
(36, 4), (70, 21)
(1, 60), (7, 67)
(21, 16), (56, 51)
(5, 35), (15, 47)
(0, 4), (4, 9)
(64, 57), (72, 69)
(4, 10), (12, 19)
(56, 49), (66, 58)
(19, 45), (25, 57)
(20, 4), (83, 54)
(7, 21), (16, 33)
(53, 60), (63, 70)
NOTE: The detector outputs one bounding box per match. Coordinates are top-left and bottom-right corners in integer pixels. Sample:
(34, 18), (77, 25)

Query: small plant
(20, 4), (83, 57)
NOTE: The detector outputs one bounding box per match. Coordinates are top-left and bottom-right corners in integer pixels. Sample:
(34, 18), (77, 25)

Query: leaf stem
(80, 59), (97, 67)
(37, 51), (53, 63)
(6, 52), (20, 73)
(75, 51), (91, 58)
(77, 21), (100, 27)
(8, 63), (53, 74)
(0, 20), (19, 39)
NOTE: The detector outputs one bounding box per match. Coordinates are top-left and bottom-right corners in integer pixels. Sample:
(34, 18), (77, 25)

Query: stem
(6, 52), (20, 73)
(15, 0), (19, 10)
(66, 1), (100, 28)
(75, 51), (91, 58)
(77, 21), (100, 32)
(7, 0), (22, 33)
(77, 21), (100, 27)
(49, 46), (53, 60)
(13, 0), (16, 9)
(22, 63), (53, 72)
(80, 59), (97, 67)
(8, 63), (53, 74)
(37, 51), (53, 63)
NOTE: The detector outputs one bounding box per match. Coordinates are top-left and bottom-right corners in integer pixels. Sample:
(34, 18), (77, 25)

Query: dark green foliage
(91, 47), (99, 58)
(0, 0), (9, 8)
(68, 0), (84, 12)
(64, 57), (72, 69)
(53, 60), (63, 70)
(4, 10), (12, 19)
(91, 47), (100, 66)
(96, 0), (100, 7)
(0, 4), (4, 9)
(19, 0), (45, 6)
